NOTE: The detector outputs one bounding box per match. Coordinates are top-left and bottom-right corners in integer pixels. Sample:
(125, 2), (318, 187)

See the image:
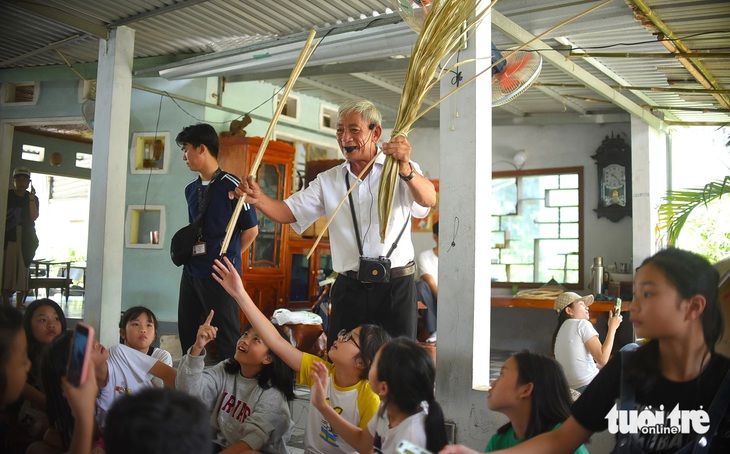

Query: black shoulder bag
(170, 171), (221, 267)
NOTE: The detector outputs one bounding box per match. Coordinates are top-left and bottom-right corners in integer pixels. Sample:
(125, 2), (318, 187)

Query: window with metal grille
(491, 167), (583, 288)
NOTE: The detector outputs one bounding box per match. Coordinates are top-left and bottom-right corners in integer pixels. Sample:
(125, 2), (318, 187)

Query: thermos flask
(591, 257), (604, 296)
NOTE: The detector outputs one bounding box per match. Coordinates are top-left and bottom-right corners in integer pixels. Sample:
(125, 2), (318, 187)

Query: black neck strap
(345, 172), (410, 259)
(195, 168), (222, 237)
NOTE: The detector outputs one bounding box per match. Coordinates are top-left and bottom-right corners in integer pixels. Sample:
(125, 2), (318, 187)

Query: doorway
(2, 118), (91, 318)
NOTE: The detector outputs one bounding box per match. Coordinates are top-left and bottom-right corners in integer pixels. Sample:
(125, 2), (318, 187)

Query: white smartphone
(397, 440), (433, 454)
(66, 322), (94, 387)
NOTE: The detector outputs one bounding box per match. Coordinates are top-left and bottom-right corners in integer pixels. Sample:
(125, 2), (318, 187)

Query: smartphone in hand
(67, 322), (94, 387)
(397, 440), (433, 454)
(613, 298), (622, 316)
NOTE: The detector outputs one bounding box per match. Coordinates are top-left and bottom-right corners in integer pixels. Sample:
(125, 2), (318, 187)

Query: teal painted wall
(11, 131), (91, 180)
(204, 79), (340, 149)
(0, 80), (85, 119)
(1, 73), (345, 322)
(123, 77), (208, 321)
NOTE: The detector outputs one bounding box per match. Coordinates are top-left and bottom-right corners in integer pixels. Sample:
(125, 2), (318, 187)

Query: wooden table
(28, 260), (72, 303)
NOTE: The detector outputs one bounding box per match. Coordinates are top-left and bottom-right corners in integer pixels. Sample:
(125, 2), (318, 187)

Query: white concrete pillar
(436, 10), (495, 445)
(630, 116), (668, 267)
(85, 26), (135, 347)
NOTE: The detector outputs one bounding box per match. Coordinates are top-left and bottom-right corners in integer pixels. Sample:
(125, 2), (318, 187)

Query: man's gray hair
(338, 100), (382, 127)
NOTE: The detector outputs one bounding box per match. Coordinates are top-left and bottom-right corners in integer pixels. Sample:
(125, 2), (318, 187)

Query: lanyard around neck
(344, 172), (410, 259)
(197, 168), (222, 213)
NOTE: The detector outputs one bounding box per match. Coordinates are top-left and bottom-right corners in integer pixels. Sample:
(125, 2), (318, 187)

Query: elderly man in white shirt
(238, 100), (436, 348)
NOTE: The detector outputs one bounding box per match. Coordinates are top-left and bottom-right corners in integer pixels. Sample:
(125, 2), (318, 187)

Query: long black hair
(626, 248), (722, 390)
(23, 298), (66, 384)
(40, 331), (74, 450)
(375, 337), (447, 453)
(551, 304), (574, 356)
(496, 351), (573, 440)
(222, 323), (295, 401)
(0, 305), (25, 406)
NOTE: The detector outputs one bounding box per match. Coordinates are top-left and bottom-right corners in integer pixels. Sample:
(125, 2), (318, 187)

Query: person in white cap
(551, 291), (622, 392)
(2, 166), (40, 308)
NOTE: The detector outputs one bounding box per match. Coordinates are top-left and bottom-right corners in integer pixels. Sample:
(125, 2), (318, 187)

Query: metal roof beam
(493, 112), (630, 126)
(533, 85), (587, 115)
(627, 0), (730, 109)
(552, 36), (679, 122)
(8, 0), (108, 39)
(111, 0), (210, 27)
(0, 34), (90, 68)
(226, 58), (411, 83)
(496, 103), (528, 117)
(296, 78), (400, 121)
(351, 72), (439, 107)
(492, 10), (667, 132)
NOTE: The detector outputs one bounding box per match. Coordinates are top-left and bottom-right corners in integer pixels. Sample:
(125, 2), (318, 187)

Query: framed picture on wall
(412, 179), (439, 232)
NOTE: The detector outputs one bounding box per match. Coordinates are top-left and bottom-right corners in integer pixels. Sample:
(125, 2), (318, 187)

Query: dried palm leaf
(378, 0), (613, 241)
(379, 0), (496, 242)
(220, 29), (319, 255)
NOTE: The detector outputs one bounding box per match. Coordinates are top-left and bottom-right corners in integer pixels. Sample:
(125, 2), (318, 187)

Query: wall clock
(591, 134), (632, 222)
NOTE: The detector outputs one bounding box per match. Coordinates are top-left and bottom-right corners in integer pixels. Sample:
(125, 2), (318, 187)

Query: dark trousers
(416, 279), (437, 334)
(328, 273), (417, 349)
(178, 273), (241, 360)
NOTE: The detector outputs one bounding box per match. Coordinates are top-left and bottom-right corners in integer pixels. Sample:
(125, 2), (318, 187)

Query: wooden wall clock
(591, 134), (632, 222)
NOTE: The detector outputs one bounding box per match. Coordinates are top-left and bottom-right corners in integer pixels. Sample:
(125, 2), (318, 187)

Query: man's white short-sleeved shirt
(285, 153), (429, 273)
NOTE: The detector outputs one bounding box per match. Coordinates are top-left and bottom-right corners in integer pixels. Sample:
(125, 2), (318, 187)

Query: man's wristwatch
(399, 163), (415, 182)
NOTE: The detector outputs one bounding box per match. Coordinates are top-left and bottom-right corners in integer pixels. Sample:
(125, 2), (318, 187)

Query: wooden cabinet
(218, 136), (294, 322)
(219, 136), (340, 330)
(286, 237), (332, 310)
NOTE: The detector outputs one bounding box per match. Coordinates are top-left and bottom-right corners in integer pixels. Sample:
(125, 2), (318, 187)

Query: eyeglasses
(337, 329), (360, 350)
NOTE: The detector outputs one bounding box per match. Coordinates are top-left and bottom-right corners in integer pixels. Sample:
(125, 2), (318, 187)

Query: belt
(343, 261), (416, 282)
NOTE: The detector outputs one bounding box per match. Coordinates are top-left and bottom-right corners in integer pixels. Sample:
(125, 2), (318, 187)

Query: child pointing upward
(213, 257), (391, 454)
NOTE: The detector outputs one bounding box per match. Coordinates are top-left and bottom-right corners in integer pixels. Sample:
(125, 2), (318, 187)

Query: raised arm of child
(61, 358), (99, 454)
(310, 360), (374, 454)
(189, 310), (218, 357)
(440, 418), (591, 454)
(584, 311), (622, 367)
(213, 257), (303, 372)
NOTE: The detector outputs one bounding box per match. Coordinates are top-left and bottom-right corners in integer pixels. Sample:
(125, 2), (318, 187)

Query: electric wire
(142, 93), (164, 212)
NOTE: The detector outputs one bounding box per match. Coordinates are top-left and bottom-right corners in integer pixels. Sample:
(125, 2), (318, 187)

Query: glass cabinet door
(287, 242), (333, 306)
(249, 162), (287, 269)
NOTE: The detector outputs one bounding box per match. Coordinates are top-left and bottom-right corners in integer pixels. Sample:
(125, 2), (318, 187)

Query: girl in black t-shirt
(440, 248), (729, 454)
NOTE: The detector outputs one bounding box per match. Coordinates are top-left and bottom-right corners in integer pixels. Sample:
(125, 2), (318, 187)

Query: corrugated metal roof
(1, 0), (729, 126)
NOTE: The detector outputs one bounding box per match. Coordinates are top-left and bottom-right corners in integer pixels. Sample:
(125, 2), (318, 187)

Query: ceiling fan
(81, 99), (95, 131)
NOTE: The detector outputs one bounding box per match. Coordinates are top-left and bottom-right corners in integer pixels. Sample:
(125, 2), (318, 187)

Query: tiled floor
(12, 291), (85, 319)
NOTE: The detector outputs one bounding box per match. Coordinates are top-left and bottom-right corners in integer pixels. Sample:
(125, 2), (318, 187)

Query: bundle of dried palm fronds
(378, 0), (495, 242)
(378, 0), (615, 242)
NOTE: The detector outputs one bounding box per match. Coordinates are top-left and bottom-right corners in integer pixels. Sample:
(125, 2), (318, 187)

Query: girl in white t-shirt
(551, 292), (622, 391)
(118, 306), (173, 387)
(91, 339), (176, 429)
(310, 337), (447, 454)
